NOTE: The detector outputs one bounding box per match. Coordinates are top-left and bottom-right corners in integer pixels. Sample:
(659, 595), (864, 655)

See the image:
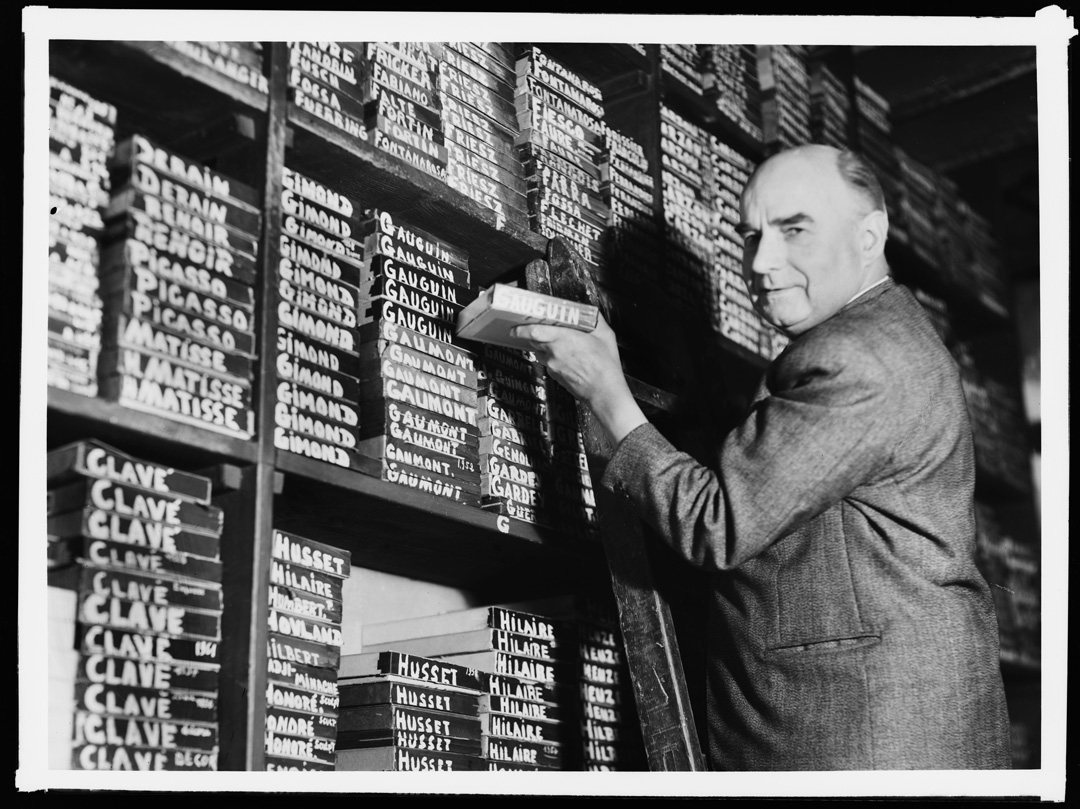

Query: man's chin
(757, 306), (810, 335)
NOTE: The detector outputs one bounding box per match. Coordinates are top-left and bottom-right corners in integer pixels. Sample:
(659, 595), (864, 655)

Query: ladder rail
(526, 238), (706, 772)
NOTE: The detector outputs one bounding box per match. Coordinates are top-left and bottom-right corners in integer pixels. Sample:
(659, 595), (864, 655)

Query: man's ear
(860, 209), (889, 264)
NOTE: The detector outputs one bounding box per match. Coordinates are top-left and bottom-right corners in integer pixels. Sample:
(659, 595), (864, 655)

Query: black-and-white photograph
(19, 9), (1070, 800)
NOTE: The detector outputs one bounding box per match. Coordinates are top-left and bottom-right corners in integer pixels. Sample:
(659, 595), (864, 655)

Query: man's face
(737, 149), (870, 337)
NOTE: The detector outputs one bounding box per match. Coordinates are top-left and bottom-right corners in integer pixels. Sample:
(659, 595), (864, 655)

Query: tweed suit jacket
(602, 279), (1011, 771)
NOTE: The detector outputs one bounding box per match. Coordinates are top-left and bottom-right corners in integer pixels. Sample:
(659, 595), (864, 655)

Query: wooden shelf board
(123, 41), (270, 112)
(47, 387), (259, 467)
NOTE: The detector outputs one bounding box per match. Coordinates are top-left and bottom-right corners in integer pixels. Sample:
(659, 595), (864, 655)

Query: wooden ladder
(526, 237), (706, 772)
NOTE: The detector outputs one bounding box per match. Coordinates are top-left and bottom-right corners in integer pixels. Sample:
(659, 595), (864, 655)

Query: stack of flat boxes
(571, 598), (645, 771)
(704, 131), (746, 346)
(474, 339), (596, 539)
(482, 674), (569, 771)
(336, 651), (485, 771)
(355, 209), (482, 507)
(973, 502), (1013, 655)
(475, 343), (555, 530)
(953, 341), (1033, 496)
(360, 606), (579, 770)
(932, 176), (973, 294)
(973, 499), (1040, 770)
(953, 341), (994, 477)
(478, 609), (577, 771)
(273, 166), (366, 472)
(809, 63), (851, 149)
(700, 45), (764, 144)
(473, 613), (577, 772)
(516, 46), (609, 278)
(543, 380), (597, 542)
(163, 41), (268, 96)
(263, 529), (351, 771)
(896, 149), (942, 271)
(356, 599), (652, 771)
(957, 200), (1010, 318)
(659, 104), (715, 320)
(598, 127), (661, 290)
(47, 440), (223, 771)
(757, 45), (813, 150)
(48, 583), (81, 769)
(474, 344), (547, 529)
(596, 126), (674, 389)
(852, 77), (908, 248)
(514, 47), (618, 407)
(481, 666), (570, 771)
(287, 41), (368, 144)
(440, 42), (529, 231)
(98, 134), (260, 441)
(662, 104), (782, 362)
(363, 43), (449, 184)
(660, 44), (706, 96)
(979, 375), (1033, 495)
(48, 77), (116, 398)
(707, 133), (787, 361)
(1000, 538), (1040, 669)
(973, 504), (1040, 671)
(995, 533), (1040, 769)
(911, 287), (955, 348)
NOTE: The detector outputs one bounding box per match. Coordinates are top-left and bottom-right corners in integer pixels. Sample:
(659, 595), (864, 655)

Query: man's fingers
(594, 314), (616, 339)
(512, 324), (559, 343)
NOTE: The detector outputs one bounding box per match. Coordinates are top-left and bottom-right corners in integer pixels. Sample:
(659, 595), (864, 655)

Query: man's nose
(749, 230), (783, 276)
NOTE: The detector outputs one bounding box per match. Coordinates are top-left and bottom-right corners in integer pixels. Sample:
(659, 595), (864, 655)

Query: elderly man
(514, 144), (1011, 771)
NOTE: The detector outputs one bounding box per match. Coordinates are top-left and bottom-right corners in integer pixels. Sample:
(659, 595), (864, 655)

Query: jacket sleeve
(600, 332), (896, 570)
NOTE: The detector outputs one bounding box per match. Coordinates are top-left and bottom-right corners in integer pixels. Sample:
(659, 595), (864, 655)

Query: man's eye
(783, 227), (804, 237)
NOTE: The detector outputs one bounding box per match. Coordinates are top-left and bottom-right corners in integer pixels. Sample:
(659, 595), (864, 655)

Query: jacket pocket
(764, 632), (881, 657)
(774, 508), (869, 646)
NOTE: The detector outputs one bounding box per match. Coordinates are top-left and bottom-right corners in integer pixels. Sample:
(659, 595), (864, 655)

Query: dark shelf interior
(272, 451), (604, 599)
(974, 461), (1034, 503)
(888, 242), (1012, 332)
(1000, 654), (1041, 680)
(49, 41), (270, 188)
(528, 42), (653, 92)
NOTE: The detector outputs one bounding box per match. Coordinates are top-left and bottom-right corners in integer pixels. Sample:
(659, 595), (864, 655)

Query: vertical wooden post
(216, 40), (290, 771)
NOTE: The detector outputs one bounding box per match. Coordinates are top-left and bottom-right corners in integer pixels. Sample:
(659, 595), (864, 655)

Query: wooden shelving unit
(43, 40), (664, 770)
(42, 40), (1041, 773)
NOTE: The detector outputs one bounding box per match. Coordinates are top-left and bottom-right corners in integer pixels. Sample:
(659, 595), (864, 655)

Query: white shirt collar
(845, 276), (890, 306)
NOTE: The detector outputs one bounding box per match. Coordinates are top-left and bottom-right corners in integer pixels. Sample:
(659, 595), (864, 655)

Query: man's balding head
(736, 144), (891, 336)
(746, 144), (887, 216)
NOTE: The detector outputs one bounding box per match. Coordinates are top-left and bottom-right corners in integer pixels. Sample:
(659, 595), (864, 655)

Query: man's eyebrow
(736, 213), (814, 237)
(773, 213), (813, 227)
